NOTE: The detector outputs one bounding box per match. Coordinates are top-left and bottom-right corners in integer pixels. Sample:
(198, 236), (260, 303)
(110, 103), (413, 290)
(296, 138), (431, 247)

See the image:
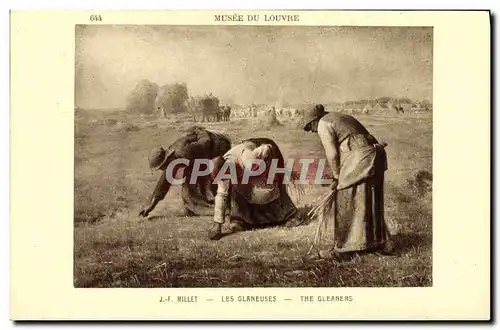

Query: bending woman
(208, 138), (301, 240)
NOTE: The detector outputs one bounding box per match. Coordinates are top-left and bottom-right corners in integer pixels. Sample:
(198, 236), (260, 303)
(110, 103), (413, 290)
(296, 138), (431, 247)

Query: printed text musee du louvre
(214, 14), (300, 22)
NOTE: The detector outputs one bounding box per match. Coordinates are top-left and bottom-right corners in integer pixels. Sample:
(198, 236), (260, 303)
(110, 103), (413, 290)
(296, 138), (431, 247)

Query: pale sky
(75, 25), (433, 109)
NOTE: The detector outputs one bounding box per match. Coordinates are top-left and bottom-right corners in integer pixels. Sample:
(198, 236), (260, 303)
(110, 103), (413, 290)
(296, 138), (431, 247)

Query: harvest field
(74, 110), (432, 287)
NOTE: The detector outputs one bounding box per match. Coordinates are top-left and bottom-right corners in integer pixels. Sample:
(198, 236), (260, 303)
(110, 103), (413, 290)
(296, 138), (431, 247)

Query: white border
(4, 1), (498, 328)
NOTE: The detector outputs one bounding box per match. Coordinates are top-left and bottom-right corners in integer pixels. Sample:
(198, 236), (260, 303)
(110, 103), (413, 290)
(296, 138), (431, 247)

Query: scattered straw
(306, 189), (336, 256)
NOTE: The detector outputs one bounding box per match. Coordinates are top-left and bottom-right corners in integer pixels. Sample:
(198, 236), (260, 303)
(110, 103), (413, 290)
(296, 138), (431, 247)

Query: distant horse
(187, 96), (220, 122)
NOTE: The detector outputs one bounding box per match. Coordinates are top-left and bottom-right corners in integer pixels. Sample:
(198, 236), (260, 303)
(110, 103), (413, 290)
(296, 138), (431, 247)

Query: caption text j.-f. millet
(214, 13), (300, 22)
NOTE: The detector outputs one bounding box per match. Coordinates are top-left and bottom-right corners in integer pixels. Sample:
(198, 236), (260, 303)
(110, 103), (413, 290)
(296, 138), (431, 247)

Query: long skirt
(174, 127), (232, 215)
(226, 137), (297, 227)
(318, 145), (391, 252)
(334, 170), (391, 252)
(181, 168), (218, 216)
(229, 185), (298, 228)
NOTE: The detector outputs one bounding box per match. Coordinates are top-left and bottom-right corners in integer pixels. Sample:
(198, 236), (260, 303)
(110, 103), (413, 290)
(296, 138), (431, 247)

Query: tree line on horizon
(341, 97), (431, 107)
(123, 79), (432, 115)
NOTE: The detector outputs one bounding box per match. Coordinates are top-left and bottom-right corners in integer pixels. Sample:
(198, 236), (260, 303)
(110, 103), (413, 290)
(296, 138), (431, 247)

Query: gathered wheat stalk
(306, 190), (337, 256)
(285, 169), (307, 205)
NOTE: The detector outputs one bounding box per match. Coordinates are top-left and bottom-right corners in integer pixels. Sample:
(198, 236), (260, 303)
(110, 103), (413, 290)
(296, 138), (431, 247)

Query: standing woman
(302, 104), (394, 260)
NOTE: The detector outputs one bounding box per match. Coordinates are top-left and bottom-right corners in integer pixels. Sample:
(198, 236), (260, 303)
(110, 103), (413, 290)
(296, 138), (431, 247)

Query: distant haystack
(373, 101), (397, 114)
(362, 103), (373, 114)
(125, 79), (159, 115)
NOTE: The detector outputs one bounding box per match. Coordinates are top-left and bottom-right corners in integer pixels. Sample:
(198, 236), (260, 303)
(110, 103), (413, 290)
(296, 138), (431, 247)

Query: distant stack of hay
(362, 103), (373, 114)
(372, 101), (395, 114)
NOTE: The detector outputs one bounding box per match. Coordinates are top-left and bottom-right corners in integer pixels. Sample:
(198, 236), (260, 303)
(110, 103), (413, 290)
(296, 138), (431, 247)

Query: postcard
(10, 10), (491, 320)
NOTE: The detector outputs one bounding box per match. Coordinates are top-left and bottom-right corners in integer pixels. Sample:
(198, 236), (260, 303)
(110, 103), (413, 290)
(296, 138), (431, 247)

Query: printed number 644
(90, 15), (102, 22)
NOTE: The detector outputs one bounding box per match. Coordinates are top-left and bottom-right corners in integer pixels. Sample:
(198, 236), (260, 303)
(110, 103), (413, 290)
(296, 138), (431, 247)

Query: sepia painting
(74, 25), (433, 288)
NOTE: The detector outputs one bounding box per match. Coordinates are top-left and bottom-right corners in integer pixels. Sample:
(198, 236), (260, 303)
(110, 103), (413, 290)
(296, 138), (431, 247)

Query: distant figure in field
(157, 106), (166, 118)
(302, 104), (394, 261)
(139, 126), (231, 218)
(207, 138), (303, 240)
(252, 106), (258, 117)
(266, 106), (281, 127)
(221, 105), (231, 121)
